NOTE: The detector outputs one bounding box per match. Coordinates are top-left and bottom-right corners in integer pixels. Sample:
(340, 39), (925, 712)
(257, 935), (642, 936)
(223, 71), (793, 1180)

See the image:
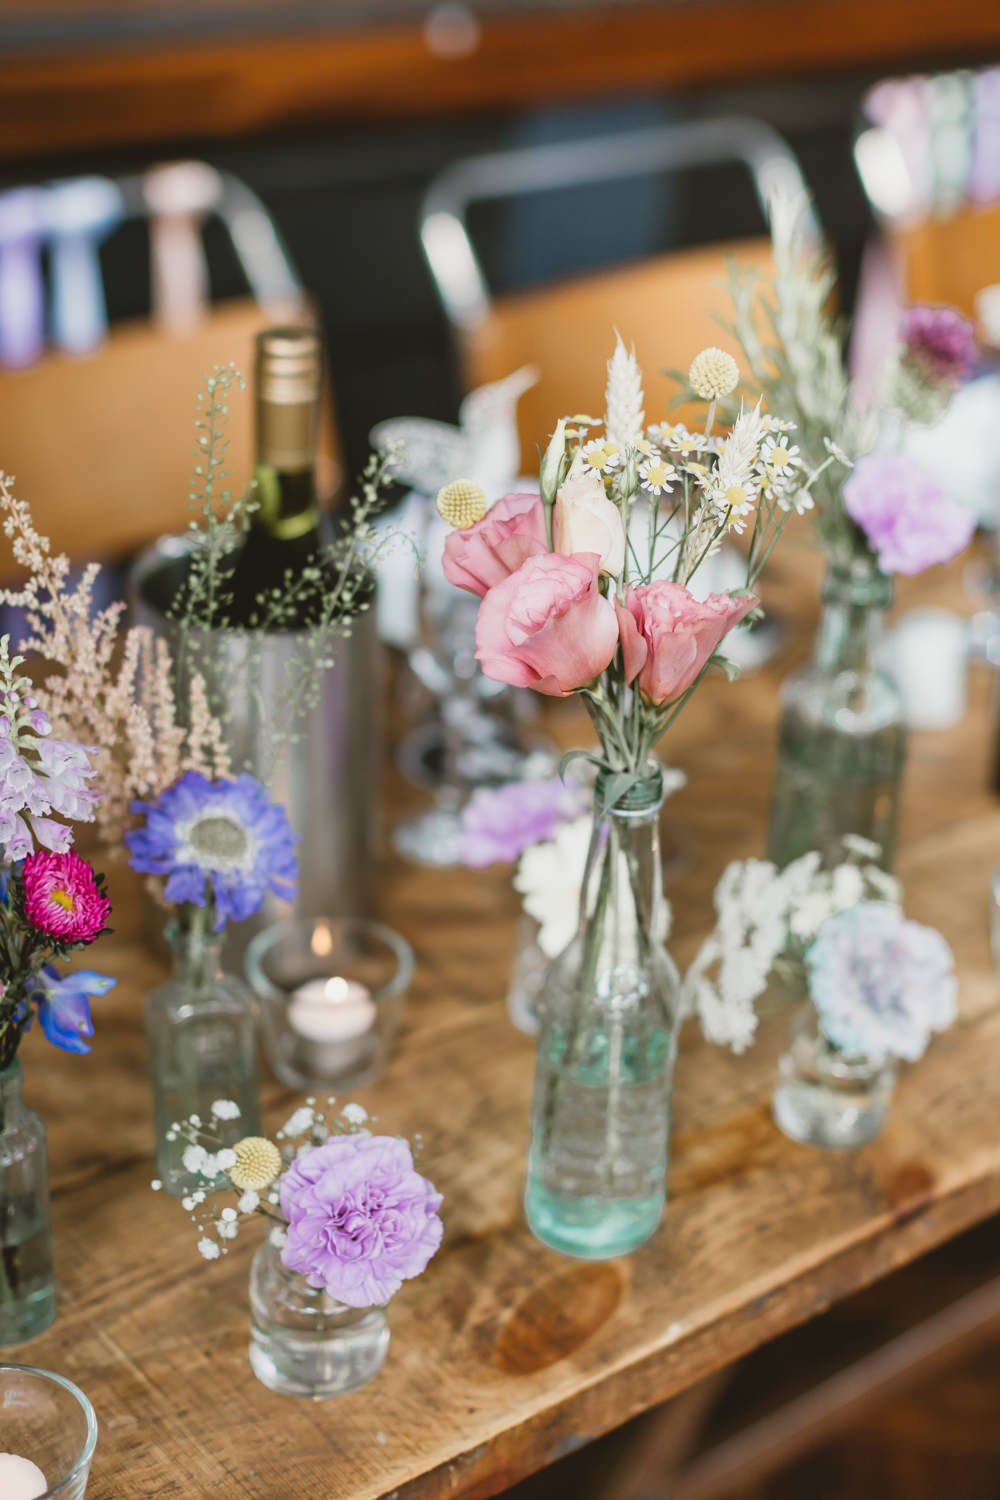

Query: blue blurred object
(44, 176), (123, 355)
(0, 187), (45, 368)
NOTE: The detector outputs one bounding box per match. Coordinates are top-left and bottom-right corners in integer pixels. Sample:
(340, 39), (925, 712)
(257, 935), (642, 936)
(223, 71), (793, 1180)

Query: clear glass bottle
(0, 1060), (55, 1343)
(767, 560), (906, 869)
(146, 908), (261, 1195)
(524, 768), (681, 1260)
(248, 1238), (390, 1397)
(773, 1007), (895, 1149)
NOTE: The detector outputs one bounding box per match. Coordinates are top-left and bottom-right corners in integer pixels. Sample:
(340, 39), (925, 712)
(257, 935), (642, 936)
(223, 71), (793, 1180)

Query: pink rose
(617, 582), (757, 705)
(442, 491), (548, 597)
(475, 552), (619, 696)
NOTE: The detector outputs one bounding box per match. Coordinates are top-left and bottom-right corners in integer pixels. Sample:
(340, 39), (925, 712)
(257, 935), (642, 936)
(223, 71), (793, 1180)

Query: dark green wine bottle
(230, 326), (324, 626)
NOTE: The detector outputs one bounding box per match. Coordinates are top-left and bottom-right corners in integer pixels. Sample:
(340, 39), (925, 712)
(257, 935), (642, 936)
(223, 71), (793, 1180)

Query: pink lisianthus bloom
(441, 491), (548, 597)
(616, 582), (757, 706)
(22, 849), (111, 944)
(475, 551), (619, 696)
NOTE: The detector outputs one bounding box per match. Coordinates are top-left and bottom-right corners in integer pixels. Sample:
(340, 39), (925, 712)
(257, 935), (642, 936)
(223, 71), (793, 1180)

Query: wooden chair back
(887, 204), (1000, 319)
(461, 237), (776, 465)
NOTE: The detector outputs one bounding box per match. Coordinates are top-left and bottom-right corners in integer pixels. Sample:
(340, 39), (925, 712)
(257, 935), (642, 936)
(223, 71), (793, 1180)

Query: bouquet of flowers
(437, 336), (805, 792)
(0, 636), (114, 1070)
(687, 836), (955, 1066)
(153, 1096), (443, 1394)
(726, 184), (976, 577)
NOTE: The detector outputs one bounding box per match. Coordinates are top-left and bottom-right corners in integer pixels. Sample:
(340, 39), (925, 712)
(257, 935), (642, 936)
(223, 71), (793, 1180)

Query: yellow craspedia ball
(688, 347), (740, 401)
(436, 479), (488, 529)
(228, 1136), (282, 1192)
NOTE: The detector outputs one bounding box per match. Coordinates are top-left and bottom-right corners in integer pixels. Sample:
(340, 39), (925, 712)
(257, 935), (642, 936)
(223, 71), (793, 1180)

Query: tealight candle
(287, 976), (377, 1079)
(0, 1452), (48, 1499)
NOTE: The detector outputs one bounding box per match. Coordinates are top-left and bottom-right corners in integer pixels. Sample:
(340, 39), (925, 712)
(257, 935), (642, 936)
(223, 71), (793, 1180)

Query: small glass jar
(773, 1007), (895, 1149)
(0, 1364), (97, 1498)
(146, 908), (261, 1196)
(245, 917), (413, 1091)
(248, 1239), (390, 1398)
(0, 1063), (55, 1346)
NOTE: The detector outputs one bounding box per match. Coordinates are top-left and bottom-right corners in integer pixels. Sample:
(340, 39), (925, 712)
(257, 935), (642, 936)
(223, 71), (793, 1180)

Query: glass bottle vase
(146, 908), (261, 1196)
(772, 1007), (895, 1149)
(767, 560), (906, 869)
(524, 768), (681, 1260)
(0, 1060), (55, 1344)
(248, 1238), (390, 1397)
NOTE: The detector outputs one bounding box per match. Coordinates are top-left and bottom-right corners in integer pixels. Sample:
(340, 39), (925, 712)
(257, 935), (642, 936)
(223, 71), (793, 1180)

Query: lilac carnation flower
(806, 901), (956, 1062)
(126, 771), (297, 929)
(901, 304), (977, 387)
(279, 1133), (443, 1308)
(457, 775), (587, 868)
(843, 452), (975, 575)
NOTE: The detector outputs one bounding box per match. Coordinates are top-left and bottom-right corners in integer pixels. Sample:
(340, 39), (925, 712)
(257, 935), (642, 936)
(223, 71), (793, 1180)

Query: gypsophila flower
(639, 457), (678, 496)
(197, 1238), (221, 1261)
(342, 1103), (368, 1125)
(210, 1099), (241, 1121)
(281, 1106), (315, 1137)
(580, 438), (623, 475)
(689, 347), (739, 401)
(238, 1191), (260, 1214)
(151, 1180), (162, 1191)
(216, 1148), (237, 1171)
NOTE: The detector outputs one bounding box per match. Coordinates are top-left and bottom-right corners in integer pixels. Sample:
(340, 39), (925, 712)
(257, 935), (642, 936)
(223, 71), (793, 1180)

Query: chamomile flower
(779, 487), (815, 516)
(757, 436), (802, 500)
(580, 438), (622, 475)
(716, 481), (759, 533)
(639, 457), (678, 496)
(760, 413), (796, 434)
(650, 422), (706, 457)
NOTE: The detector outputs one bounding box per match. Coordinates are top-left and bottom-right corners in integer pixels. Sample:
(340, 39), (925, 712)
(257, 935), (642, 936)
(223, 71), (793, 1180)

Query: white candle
(884, 609), (968, 730)
(0, 1453), (48, 1499)
(287, 976), (376, 1078)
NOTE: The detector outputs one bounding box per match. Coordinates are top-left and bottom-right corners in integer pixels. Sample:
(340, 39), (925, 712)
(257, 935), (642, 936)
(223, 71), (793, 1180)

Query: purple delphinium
(126, 771), (297, 929)
(843, 452), (975, 575)
(457, 775), (587, 868)
(901, 304), (978, 387)
(279, 1134), (444, 1308)
(0, 704), (100, 863)
(806, 901), (956, 1062)
(22, 966), (116, 1055)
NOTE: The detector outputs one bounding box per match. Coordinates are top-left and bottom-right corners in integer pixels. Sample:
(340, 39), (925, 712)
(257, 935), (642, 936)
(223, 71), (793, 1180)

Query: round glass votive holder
(245, 918), (414, 1091)
(772, 1008), (896, 1150)
(0, 1365), (97, 1499)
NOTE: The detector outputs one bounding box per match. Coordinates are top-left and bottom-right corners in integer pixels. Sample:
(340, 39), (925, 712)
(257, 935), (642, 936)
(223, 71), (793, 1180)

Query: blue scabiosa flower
(806, 901), (956, 1063)
(125, 772), (298, 930)
(25, 966), (116, 1054)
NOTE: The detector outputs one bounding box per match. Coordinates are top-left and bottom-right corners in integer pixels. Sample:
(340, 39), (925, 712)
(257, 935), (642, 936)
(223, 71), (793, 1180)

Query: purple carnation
(279, 1134), (443, 1308)
(901, 304), (977, 387)
(457, 775), (586, 868)
(843, 452), (975, 575)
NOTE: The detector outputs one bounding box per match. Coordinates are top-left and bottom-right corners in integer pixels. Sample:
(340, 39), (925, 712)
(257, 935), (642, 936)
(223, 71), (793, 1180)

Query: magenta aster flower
(843, 452), (975, 575)
(901, 304), (977, 387)
(22, 850), (110, 944)
(279, 1134), (443, 1308)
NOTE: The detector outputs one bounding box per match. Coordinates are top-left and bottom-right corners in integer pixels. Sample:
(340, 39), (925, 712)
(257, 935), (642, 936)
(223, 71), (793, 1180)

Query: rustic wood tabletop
(13, 541), (1000, 1499)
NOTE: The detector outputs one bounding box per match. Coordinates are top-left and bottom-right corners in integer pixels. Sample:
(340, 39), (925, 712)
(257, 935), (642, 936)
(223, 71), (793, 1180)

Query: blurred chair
(420, 116), (812, 466)
(0, 162), (339, 567)
(855, 68), (1000, 319)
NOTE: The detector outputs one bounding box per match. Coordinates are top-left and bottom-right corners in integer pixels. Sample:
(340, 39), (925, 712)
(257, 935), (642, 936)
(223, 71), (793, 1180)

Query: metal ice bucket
(131, 535), (380, 957)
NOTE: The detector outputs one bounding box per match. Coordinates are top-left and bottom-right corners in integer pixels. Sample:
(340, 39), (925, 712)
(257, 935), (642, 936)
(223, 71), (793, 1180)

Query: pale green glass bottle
(524, 768), (681, 1260)
(767, 560), (906, 869)
(0, 1060), (55, 1344)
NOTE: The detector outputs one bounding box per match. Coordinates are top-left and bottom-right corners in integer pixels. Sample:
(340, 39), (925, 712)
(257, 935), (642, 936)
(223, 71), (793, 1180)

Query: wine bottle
(229, 326), (324, 626)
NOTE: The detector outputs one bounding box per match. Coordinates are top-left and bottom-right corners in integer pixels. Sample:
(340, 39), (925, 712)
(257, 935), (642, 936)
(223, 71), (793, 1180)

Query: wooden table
(14, 542), (1000, 1498)
(3, 0), (1000, 160)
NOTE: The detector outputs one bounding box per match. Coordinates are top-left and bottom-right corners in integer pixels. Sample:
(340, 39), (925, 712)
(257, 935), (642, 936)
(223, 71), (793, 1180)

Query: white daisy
(639, 457), (678, 496)
(580, 438), (623, 475)
(757, 436), (802, 500)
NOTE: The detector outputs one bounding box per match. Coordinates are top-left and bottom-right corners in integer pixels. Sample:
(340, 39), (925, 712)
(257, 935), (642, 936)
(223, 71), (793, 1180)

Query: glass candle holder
(772, 1007), (896, 1149)
(245, 918), (413, 1091)
(0, 1365), (97, 1499)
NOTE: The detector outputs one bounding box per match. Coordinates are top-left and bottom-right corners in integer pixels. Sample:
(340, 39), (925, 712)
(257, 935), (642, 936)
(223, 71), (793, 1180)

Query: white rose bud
(553, 474), (626, 577)
(539, 418), (568, 511)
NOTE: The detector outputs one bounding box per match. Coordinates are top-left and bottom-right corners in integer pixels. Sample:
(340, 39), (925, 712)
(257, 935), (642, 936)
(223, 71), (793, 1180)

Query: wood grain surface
(2, 0), (1000, 161)
(10, 537), (1000, 1499)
